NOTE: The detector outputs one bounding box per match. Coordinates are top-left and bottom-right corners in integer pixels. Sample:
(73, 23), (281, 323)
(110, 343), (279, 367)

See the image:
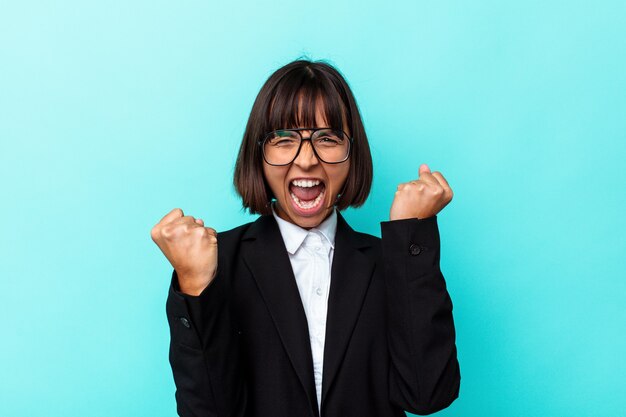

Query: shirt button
(409, 244), (422, 256)
(316, 287), (322, 296)
(179, 317), (191, 328)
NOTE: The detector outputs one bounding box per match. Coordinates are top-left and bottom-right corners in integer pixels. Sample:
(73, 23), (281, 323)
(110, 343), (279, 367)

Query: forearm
(166, 270), (246, 417)
(381, 216), (460, 414)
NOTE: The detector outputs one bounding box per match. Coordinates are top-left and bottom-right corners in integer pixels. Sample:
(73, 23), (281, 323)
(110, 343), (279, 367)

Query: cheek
(262, 165), (288, 195)
(331, 164), (350, 190)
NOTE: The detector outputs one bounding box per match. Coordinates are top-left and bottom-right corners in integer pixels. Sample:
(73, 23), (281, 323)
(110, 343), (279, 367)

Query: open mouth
(288, 178), (326, 214)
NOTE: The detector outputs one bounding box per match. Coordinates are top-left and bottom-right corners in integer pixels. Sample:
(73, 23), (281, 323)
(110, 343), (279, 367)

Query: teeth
(290, 190), (325, 210)
(291, 179), (321, 188)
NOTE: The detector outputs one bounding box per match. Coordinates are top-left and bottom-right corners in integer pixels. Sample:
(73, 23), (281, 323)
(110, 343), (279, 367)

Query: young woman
(151, 59), (460, 417)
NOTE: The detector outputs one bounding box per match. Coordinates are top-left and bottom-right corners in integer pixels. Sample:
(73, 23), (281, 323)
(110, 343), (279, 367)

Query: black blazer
(166, 212), (460, 417)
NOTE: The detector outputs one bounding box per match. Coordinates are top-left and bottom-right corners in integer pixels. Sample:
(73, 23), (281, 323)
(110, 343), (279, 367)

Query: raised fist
(390, 163), (453, 221)
(151, 208), (218, 296)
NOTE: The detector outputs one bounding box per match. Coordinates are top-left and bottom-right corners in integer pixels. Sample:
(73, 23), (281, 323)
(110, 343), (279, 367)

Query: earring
(265, 198), (276, 208)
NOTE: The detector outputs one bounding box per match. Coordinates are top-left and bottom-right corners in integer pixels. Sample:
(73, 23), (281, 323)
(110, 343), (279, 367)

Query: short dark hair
(234, 59), (373, 215)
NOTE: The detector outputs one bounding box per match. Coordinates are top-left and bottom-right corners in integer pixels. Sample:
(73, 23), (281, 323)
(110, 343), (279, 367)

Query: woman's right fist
(151, 208), (218, 296)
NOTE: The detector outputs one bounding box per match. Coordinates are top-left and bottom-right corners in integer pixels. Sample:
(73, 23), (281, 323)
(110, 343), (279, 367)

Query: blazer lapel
(321, 212), (376, 407)
(241, 215), (319, 417)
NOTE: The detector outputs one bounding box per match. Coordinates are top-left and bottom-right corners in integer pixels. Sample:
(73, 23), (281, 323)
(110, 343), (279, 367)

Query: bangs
(266, 69), (350, 134)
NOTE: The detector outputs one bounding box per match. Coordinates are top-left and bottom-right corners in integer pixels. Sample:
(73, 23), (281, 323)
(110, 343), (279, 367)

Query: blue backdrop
(1, 1), (624, 416)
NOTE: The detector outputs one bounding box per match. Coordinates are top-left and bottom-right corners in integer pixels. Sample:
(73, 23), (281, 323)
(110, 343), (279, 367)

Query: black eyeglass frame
(258, 127), (354, 166)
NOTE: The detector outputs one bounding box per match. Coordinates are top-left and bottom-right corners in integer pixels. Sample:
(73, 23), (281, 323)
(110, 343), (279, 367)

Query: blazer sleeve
(166, 268), (247, 417)
(380, 216), (461, 415)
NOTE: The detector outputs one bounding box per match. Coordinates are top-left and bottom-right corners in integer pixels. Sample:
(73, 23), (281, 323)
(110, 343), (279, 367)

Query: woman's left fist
(389, 163), (453, 221)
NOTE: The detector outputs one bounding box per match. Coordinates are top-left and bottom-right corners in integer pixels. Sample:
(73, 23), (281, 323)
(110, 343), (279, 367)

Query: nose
(293, 138), (319, 169)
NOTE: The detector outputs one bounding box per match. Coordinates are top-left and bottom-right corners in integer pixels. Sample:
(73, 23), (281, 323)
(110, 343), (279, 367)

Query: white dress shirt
(272, 205), (337, 411)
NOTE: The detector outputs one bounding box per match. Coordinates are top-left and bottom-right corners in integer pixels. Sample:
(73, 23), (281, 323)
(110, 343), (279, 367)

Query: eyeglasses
(258, 127), (353, 166)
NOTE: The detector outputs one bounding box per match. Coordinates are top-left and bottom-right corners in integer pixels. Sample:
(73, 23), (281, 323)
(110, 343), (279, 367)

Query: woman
(151, 59), (460, 417)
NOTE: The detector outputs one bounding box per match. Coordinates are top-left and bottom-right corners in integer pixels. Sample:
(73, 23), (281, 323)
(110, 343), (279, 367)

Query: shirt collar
(271, 203), (337, 255)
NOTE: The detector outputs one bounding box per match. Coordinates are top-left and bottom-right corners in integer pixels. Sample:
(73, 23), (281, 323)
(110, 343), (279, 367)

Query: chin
(293, 212), (329, 229)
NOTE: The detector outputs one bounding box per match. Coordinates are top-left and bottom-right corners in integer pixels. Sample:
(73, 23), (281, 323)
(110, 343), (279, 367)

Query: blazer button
(409, 243), (422, 256)
(179, 317), (191, 328)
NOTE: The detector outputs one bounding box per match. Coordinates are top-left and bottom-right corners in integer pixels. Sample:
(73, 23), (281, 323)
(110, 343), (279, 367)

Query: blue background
(1, 1), (624, 416)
